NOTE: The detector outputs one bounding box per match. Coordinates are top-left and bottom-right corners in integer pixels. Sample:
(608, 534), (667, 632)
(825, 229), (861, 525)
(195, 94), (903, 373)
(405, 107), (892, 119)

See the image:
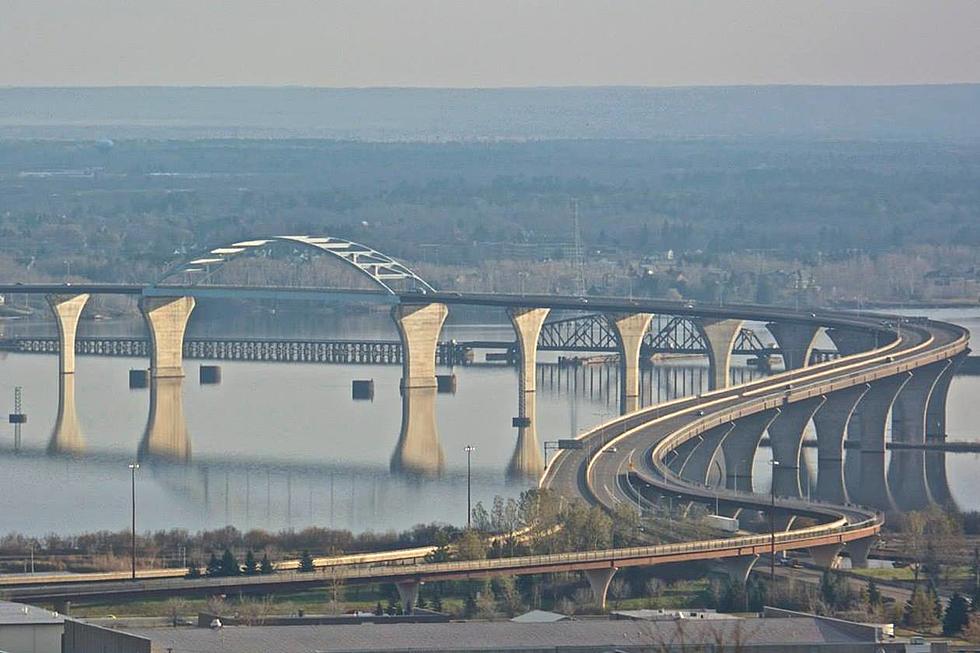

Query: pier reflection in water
(139, 377), (192, 463)
(47, 372), (84, 455)
(3, 307), (977, 536)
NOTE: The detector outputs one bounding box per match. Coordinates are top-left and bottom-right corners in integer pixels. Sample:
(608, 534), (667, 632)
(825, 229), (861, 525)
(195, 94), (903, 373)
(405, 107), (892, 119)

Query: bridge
(0, 234), (970, 611)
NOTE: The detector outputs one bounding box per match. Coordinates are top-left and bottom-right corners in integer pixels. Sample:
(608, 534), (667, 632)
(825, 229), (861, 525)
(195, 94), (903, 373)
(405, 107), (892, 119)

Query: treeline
(1, 138), (979, 306)
(0, 522), (462, 573)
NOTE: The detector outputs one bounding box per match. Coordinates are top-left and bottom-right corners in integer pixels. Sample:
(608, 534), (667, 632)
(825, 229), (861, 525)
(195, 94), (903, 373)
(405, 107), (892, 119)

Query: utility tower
(9, 387), (26, 451)
(570, 199), (586, 296)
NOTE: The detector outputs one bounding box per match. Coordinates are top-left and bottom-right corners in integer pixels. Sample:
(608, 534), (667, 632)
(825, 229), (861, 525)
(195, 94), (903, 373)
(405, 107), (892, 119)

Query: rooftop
(123, 616), (872, 653)
(0, 601), (65, 626)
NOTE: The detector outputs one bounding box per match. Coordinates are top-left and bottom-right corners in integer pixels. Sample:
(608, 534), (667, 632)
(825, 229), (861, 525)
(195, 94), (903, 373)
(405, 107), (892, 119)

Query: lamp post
(128, 463), (140, 580)
(464, 445), (475, 529)
(769, 460), (780, 585)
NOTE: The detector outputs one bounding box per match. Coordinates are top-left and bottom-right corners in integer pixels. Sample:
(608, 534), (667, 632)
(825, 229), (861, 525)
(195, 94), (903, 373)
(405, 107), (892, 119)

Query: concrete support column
(141, 296), (196, 378)
(773, 513), (797, 533)
(666, 438), (701, 475)
(584, 566), (618, 610)
(46, 294), (90, 375)
(695, 318), (744, 391)
(391, 386), (444, 477)
(47, 372), (84, 455)
(395, 580), (420, 614)
(847, 538), (873, 569)
(722, 409), (780, 492)
(679, 423), (735, 486)
(846, 373), (911, 512)
(767, 321), (820, 371)
(809, 543), (843, 569)
(508, 307), (550, 412)
(827, 327), (883, 357)
(138, 377), (191, 462)
(392, 303), (449, 389)
(769, 397), (825, 498)
(716, 555), (759, 584)
(506, 307), (549, 481)
(812, 385), (869, 504)
(606, 312), (654, 414)
(889, 360), (950, 510)
(925, 354), (965, 505)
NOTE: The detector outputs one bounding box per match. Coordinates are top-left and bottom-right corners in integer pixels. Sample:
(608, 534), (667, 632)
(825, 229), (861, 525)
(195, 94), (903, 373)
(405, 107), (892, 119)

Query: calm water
(0, 306), (976, 537)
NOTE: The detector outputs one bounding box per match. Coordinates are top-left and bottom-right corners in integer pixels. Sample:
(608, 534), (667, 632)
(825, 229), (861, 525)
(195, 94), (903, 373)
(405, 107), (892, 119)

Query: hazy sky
(2, 0), (979, 87)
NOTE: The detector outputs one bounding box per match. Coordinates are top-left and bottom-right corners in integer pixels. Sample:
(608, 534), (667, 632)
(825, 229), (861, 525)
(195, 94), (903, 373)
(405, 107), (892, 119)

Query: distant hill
(1, 85), (978, 141)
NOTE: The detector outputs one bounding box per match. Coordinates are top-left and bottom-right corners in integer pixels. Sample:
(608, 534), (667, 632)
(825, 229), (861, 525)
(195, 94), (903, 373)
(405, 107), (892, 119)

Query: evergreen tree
(463, 593), (478, 618)
(205, 552), (222, 577)
(220, 548), (241, 576)
(185, 559), (202, 579)
(944, 592), (970, 636)
(260, 553), (274, 574)
(718, 579), (748, 613)
(243, 549), (258, 575)
(867, 580), (882, 609)
(432, 592), (444, 613)
(415, 592), (427, 610)
(904, 586), (940, 629)
(746, 577), (766, 612)
(374, 601), (384, 616)
(299, 550), (315, 573)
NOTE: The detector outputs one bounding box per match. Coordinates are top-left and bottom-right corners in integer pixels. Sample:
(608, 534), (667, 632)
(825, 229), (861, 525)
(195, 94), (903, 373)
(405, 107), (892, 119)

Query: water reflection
(0, 303), (974, 537)
(47, 373), (84, 455)
(138, 376), (191, 463)
(390, 386), (444, 477)
(507, 390), (542, 482)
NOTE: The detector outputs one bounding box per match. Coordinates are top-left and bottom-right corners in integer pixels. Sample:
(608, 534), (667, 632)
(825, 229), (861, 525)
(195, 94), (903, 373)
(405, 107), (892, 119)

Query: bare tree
(166, 597), (188, 627)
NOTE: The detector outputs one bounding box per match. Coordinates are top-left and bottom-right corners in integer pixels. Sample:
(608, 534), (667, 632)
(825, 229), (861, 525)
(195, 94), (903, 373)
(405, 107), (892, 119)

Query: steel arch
(156, 235), (435, 295)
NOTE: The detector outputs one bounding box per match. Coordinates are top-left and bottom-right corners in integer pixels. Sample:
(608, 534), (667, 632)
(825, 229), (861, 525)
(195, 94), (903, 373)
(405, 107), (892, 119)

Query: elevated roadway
(0, 241), (969, 610)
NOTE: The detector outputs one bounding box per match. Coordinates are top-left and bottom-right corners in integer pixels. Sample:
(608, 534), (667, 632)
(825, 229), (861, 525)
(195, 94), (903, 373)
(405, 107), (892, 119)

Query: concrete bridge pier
(605, 312), (654, 414)
(768, 397), (825, 498)
(141, 296), (196, 378)
(766, 322), (820, 370)
(392, 303), (449, 389)
(584, 566), (618, 610)
(391, 386), (444, 477)
(666, 438), (701, 475)
(46, 293), (90, 375)
(827, 328), (881, 357)
(678, 423), (735, 486)
(924, 354), (965, 506)
(506, 308), (549, 480)
(695, 318), (744, 391)
(394, 580), (420, 614)
(846, 538), (873, 568)
(846, 373), (911, 512)
(809, 543), (843, 569)
(721, 409), (780, 492)
(812, 385), (868, 504)
(715, 555), (759, 584)
(888, 360), (950, 510)
(47, 372), (84, 455)
(138, 376), (191, 462)
(773, 513), (797, 532)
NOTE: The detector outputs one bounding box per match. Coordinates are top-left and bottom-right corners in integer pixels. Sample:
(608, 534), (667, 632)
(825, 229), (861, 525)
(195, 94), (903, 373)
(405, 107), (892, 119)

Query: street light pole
(128, 463), (140, 580)
(464, 445), (475, 529)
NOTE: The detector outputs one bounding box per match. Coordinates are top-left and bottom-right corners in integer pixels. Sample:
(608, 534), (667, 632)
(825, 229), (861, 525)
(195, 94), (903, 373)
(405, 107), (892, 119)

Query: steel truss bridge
(0, 233), (969, 611)
(0, 314), (836, 365)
